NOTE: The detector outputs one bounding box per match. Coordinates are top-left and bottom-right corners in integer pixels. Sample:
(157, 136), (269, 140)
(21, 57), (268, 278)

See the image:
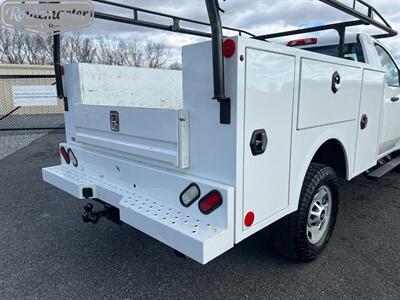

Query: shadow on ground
(0, 131), (399, 299)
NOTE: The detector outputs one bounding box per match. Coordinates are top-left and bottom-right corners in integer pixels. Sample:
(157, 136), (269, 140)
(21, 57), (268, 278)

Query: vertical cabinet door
(354, 70), (385, 175)
(242, 49), (295, 231)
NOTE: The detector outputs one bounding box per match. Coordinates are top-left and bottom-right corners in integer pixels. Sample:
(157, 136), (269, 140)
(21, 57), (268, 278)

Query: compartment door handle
(331, 71), (341, 94)
(360, 114), (368, 130)
(250, 129), (268, 156)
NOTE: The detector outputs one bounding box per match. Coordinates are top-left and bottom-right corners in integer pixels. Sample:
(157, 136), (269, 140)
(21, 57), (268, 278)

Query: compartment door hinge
(218, 97), (231, 124)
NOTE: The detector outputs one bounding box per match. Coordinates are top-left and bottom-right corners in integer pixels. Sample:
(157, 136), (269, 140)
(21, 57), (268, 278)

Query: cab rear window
(306, 43), (365, 63)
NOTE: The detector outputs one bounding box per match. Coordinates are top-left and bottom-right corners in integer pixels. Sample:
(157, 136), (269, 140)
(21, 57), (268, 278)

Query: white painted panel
(78, 63), (183, 109)
(378, 85), (400, 156)
(74, 105), (189, 168)
(354, 70), (385, 175)
(298, 58), (362, 129)
(243, 48), (295, 229)
(182, 41), (237, 184)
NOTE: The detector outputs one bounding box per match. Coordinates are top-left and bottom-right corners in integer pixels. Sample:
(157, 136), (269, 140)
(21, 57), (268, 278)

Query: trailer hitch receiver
(82, 203), (120, 224)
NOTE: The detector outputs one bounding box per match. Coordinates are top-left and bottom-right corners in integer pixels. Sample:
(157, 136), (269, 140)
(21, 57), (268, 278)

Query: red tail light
(287, 38), (317, 47)
(198, 190), (223, 215)
(60, 146), (70, 164)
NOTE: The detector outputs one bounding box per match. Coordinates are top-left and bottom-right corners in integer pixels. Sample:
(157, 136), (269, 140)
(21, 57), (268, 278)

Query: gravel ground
(0, 130), (50, 160)
(0, 132), (399, 299)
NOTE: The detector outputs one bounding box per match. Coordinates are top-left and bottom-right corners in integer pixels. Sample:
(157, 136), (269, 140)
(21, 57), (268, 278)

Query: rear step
(366, 156), (400, 179)
(42, 165), (234, 264)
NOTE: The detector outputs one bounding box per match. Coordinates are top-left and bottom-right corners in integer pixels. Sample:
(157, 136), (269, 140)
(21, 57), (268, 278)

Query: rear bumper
(43, 157), (234, 264)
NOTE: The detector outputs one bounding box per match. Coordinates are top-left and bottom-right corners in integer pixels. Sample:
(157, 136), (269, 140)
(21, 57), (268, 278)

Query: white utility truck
(43, 0), (399, 264)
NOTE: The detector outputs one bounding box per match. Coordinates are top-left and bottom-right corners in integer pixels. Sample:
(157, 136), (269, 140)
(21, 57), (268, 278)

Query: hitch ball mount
(82, 202), (121, 224)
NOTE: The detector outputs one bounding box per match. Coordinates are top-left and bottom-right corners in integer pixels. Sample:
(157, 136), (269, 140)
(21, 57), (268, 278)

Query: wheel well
(311, 139), (347, 178)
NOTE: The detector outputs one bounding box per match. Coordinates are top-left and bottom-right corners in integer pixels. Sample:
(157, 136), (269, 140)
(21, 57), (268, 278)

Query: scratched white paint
(78, 63), (183, 109)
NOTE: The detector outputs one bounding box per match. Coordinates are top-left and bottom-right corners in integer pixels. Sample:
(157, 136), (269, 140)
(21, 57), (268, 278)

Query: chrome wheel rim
(307, 185), (332, 244)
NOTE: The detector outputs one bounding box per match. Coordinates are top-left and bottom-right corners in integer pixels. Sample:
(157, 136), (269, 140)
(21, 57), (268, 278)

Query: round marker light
(244, 211), (255, 227)
(180, 183), (201, 207)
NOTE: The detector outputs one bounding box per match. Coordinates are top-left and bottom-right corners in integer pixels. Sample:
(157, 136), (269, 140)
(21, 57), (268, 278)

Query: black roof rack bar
(253, 20), (367, 58)
(53, 34), (68, 111)
(373, 33), (395, 39)
(255, 0), (396, 41)
(254, 20), (366, 40)
(92, 0), (256, 38)
(205, 0), (231, 124)
(320, 0), (395, 34)
(94, 11), (212, 38)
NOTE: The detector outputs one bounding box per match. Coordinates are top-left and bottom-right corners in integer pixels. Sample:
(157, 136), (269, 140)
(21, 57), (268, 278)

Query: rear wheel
(273, 163), (339, 262)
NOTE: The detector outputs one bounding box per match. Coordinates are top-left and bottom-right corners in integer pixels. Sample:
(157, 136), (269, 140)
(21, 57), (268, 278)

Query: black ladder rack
(254, 0), (397, 58)
(53, 0), (397, 124)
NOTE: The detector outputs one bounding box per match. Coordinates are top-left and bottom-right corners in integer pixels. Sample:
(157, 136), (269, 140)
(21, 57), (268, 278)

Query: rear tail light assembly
(179, 184), (223, 215)
(60, 146), (78, 167)
(180, 183), (201, 207)
(60, 146), (70, 164)
(198, 190), (223, 215)
(68, 149), (78, 167)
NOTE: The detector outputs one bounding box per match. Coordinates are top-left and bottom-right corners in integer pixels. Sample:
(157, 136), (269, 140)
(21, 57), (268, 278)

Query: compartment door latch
(332, 71), (341, 94)
(110, 111), (120, 132)
(250, 129), (268, 156)
(360, 114), (368, 130)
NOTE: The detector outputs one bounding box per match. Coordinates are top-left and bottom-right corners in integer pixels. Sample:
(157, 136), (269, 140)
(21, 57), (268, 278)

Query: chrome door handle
(391, 96), (400, 102)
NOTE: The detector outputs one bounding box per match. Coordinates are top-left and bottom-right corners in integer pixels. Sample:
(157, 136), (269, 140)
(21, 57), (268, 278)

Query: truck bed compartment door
(353, 70), (385, 175)
(297, 58), (362, 129)
(241, 49), (295, 233)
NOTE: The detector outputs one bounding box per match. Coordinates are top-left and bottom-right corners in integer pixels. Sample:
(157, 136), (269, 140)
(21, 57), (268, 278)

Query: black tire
(273, 163), (339, 262)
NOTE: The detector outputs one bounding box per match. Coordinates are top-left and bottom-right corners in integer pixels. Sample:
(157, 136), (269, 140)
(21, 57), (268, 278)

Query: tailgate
(63, 63), (189, 169)
(74, 105), (189, 168)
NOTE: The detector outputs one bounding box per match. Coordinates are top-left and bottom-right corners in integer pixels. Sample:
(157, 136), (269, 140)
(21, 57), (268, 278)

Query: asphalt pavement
(0, 131), (399, 299)
(0, 130), (49, 160)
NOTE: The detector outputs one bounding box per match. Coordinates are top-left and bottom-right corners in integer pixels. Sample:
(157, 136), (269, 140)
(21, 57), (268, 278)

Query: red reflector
(60, 146), (70, 164)
(244, 211), (255, 227)
(223, 38), (236, 58)
(287, 38), (317, 47)
(60, 65), (65, 75)
(198, 190), (223, 215)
